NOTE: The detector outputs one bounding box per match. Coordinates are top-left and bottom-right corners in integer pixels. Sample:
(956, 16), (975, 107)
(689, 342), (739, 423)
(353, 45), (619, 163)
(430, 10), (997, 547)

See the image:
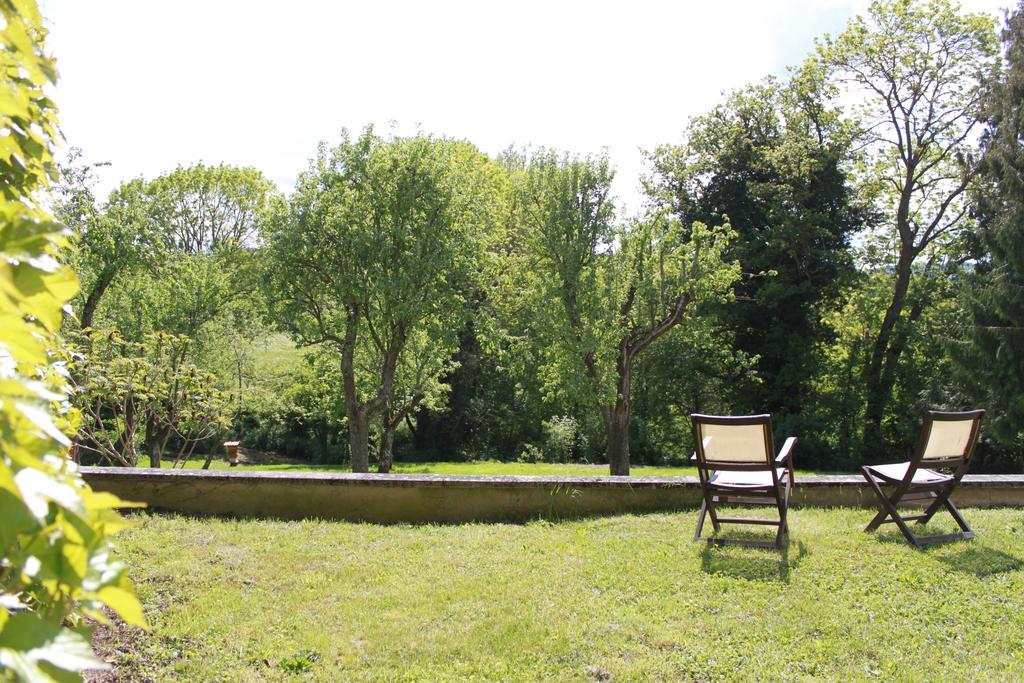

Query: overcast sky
(40, 0), (1011, 212)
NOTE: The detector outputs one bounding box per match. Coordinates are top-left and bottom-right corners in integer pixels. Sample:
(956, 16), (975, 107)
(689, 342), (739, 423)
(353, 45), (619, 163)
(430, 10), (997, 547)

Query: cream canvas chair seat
(862, 409), (984, 547)
(691, 414), (797, 549)
(865, 462), (951, 484)
(707, 469), (787, 487)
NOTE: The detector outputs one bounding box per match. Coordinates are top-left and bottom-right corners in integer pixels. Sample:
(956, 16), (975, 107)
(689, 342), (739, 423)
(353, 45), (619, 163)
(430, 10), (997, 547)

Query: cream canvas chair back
(922, 419), (977, 460)
(693, 415), (773, 466)
(916, 410), (984, 466)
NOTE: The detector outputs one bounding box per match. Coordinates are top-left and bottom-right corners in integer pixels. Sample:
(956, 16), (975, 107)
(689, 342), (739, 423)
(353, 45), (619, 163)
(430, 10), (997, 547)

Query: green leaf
(96, 586), (147, 629)
(0, 613), (105, 678)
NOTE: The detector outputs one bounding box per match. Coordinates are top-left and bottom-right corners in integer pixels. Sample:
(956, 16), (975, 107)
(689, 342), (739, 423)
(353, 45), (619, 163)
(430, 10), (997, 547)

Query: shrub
(517, 443), (543, 464)
(541, 415), (587, 463)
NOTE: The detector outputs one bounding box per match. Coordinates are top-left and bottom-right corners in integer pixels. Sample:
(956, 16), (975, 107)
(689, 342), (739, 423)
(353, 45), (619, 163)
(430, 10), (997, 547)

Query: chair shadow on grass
(869, 520), (1024, 576)
(698, 536), (808, 583)
(935, 546), (1024, 577)
(871, 519), (975, 548)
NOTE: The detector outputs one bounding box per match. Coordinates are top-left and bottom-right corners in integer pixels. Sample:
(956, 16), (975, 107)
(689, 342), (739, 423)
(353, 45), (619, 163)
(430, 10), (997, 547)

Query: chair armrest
(775, 437), (797, 468)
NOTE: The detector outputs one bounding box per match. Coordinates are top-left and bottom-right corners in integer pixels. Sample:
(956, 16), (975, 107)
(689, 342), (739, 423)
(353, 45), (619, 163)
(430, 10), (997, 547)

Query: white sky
(40, 0), (1010, 213)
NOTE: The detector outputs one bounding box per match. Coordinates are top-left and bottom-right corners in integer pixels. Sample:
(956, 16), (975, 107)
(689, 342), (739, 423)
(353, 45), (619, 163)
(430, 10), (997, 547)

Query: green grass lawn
(97, 508), (1024, 681)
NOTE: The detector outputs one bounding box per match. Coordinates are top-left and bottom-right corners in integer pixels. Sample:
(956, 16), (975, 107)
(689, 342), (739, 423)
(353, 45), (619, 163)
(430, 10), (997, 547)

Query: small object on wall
(224, 441), (241, 467)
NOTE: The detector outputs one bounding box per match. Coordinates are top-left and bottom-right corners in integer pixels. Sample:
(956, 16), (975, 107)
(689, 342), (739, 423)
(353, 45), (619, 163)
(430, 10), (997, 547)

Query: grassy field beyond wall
(143, 458), (845, 478)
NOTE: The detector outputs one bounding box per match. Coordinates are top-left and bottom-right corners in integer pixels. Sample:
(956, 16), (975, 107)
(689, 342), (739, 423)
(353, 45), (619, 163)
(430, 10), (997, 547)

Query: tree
(265, 129), (500, 472)
(147, 163), (274, 254)
(644, 73), (865, 427)
(372, 325), (457, 473)
(62, 163), (277, 468)
(513, 151), (740, 475)
(54, 156), (164, 330)
(815, 0), (999, 455)
(954, 1), (1024, 461)
(631, 316), (759, 463)
(59, 162), (275, 340)
(0, 2), (145, 679)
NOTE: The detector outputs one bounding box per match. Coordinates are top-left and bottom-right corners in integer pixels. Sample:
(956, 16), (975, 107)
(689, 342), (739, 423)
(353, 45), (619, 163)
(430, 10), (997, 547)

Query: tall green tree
(54, 156), (163, 330)
(147, 163), (274, 254)
(511, 151), (739, 475)
(265, 129), (501, 472)
(58, 163), (276, 467)
(815, 0), (999, 455)
(954, 1), (1024, 461)
(56, 162), (275, 342)
(645, 73), (865, 432)
(0, 2), (145, 679)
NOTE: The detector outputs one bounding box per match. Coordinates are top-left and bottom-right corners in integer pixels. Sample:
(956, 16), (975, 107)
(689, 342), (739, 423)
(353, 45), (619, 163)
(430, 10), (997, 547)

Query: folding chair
(691, 414), (797, 550)
(862, 409), (985, 547)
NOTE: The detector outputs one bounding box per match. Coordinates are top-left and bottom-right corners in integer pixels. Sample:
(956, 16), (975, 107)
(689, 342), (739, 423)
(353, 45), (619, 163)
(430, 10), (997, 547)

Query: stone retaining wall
(79, 467), (1024, 523)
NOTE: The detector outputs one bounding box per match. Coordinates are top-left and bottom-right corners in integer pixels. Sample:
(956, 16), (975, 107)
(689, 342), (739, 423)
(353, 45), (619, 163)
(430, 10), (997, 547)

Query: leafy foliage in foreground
(0, 2), (145, 680)
(103, 509), (1024, 680)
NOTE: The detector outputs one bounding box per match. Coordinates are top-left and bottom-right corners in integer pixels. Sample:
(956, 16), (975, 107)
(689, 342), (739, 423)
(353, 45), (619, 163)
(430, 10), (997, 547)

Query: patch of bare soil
(84, 614), (153, 683)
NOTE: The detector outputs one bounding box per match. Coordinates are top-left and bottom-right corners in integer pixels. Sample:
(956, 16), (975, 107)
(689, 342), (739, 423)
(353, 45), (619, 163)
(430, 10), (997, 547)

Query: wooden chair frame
(861, 409), (985, 548)
(691, 414), (797, 550)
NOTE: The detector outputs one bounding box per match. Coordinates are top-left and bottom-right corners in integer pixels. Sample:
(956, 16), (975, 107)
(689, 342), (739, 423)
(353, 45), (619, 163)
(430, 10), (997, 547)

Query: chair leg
(693, 499), (708, 542)
(919, 485), (952, 524)
(943, 499), (973, 535)
(889, 507), (922, 547)
(915, 492), (939, 524)
(774, 484), (790, 548)
(862, 469), (895, 532)
(695, 480), (788, 551)
(694, 491), (724, 542)
(707, 495), (721, 533)
(862, 470), (921, 547)
(916, 483), (974, 539)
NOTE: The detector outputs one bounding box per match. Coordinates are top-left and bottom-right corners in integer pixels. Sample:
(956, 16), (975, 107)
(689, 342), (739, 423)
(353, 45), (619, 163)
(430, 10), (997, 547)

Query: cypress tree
(956, 2), (1024, 461)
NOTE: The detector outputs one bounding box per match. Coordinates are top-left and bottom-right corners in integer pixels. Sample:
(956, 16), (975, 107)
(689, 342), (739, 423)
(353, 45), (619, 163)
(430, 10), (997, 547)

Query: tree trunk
(338, 311), (407, 474)
(148, 435), (161, 468)
(862, 249), (914, 456)
(348, 411), (370, 473)
(377, 425), (394, 474)
(378, 396), (422, 474)
(606, 348), (633, 476)
(80, 267), (116, 330)
(113, 395), (138, 465)
(340, 314), (370, 474)
(607, 401), (631, 476)
(145, 414), (170, 468)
